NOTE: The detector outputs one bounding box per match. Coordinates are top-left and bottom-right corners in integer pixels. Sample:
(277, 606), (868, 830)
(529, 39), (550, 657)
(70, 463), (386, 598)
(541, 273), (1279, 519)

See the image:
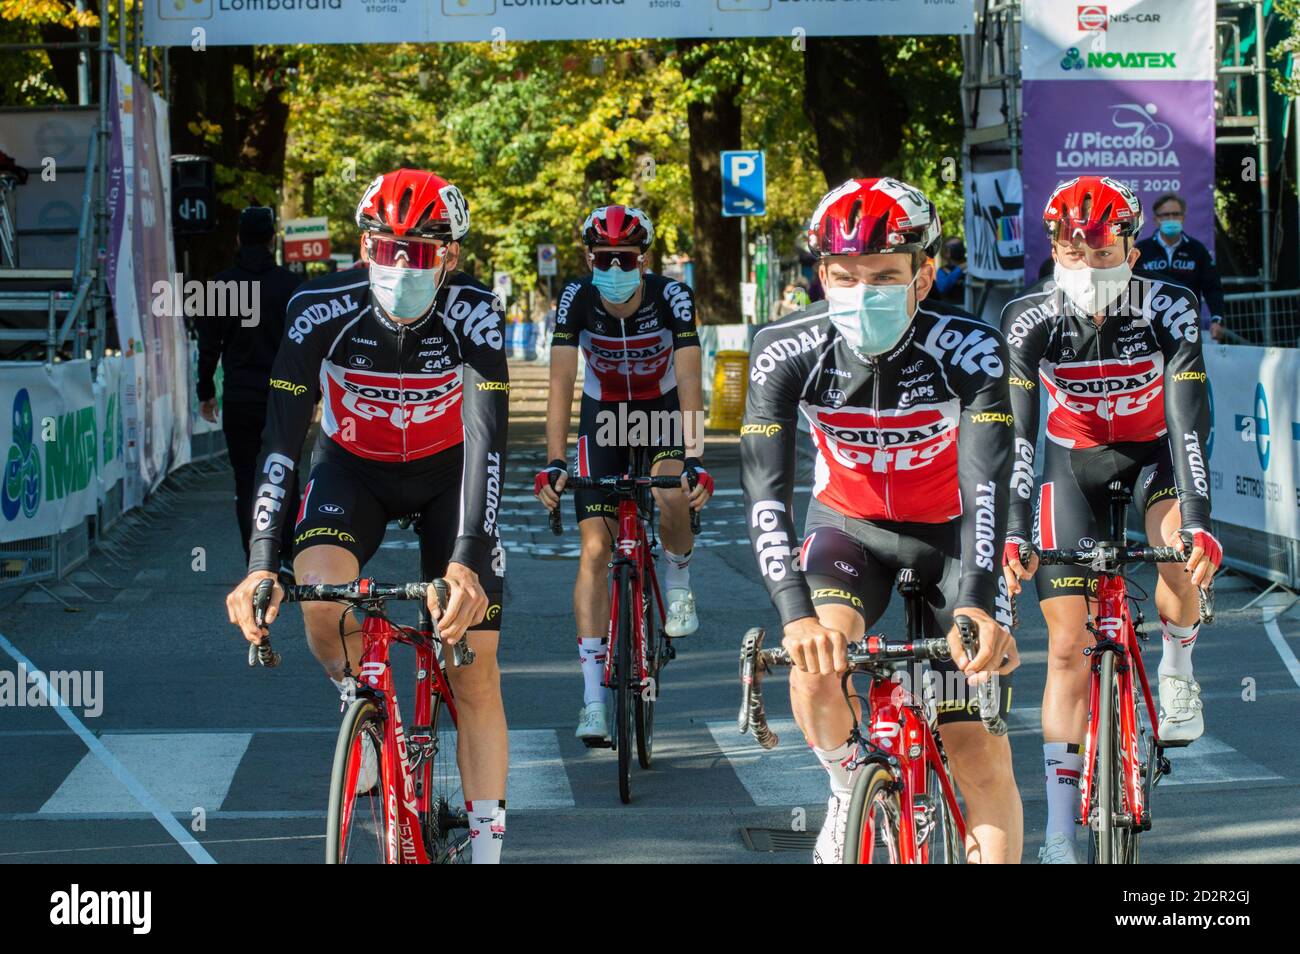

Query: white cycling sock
(468, 799), (506, 864)
(1044, 742), (1084, 839)
(1159, 618), (1198, 680)
(813, 742), (855, 800)
(663, 548), (692, 592)
(578, 637), (608, 705)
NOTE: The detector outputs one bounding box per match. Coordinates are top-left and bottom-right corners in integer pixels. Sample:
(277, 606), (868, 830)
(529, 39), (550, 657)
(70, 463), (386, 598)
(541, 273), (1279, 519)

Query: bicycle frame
(604, 493), (666, 691)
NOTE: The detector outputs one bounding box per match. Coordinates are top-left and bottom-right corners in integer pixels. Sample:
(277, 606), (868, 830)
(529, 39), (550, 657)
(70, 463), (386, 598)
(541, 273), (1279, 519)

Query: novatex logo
(2, 388), (41, 521)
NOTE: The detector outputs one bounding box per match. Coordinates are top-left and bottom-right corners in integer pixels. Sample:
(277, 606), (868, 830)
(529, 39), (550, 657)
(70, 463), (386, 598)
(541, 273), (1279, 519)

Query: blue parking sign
(721, 150), (766, 217)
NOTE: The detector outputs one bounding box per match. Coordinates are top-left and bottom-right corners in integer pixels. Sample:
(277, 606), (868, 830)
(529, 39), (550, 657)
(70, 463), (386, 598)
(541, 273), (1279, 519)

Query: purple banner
(1022, 79), (1216, 283)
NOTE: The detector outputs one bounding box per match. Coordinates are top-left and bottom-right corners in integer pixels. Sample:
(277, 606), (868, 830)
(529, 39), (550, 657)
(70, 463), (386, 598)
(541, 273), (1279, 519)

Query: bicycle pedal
(581, 737), (613, 749)
(1156, 737), (1193, 749)
(663, 642), (677, 661)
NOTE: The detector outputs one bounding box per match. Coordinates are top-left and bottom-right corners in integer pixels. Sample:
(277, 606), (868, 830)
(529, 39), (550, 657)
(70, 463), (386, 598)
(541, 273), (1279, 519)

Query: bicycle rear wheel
(842, 763), (903, 864)
(921, 763), (965, 864)
(615, 567), (634, 804)
(326, 698), (389, 864)
(635, 588), (659, 770)
(421, 678), (471, 864)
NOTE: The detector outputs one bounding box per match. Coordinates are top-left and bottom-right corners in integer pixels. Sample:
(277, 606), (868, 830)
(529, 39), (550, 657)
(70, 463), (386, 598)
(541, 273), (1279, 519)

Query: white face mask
(1053, 260), (1132, 315)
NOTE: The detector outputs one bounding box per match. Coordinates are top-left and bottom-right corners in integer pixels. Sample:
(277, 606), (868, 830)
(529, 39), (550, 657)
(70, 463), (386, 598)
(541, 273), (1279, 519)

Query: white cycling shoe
(813, 795), (849, 864)
(1157, 673), (1204, 745)
(1038, 832), (1080, 864)
(663, 587), (699, 638)
(356, 736), (379, 796)
(575, 702), (611, 744)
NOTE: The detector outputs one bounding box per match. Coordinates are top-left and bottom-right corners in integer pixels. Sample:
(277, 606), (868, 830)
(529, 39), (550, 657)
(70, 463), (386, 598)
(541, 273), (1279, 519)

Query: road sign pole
(740, 216), (749, 324)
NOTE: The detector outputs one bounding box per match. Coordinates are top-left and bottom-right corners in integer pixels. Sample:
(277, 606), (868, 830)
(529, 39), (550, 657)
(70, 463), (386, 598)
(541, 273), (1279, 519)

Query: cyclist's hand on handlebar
(435, 561), (488, 644)
(781, 616), (850, 675)
(226, 571), (282, 644)
(1172, 526), (1223, 589)
(534, 459), (568, 510)
(948, 606), (1019, 687)
(681, 457), (714, 511)
(1001, 537), (1038, 597)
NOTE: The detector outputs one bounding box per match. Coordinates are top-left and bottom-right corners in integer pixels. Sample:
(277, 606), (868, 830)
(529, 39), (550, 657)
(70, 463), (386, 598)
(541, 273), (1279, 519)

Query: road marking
(440, 729), (576, 808)
(1262, 609), (1300, 689)
(0, 630), (216, 864)
(41, 733), (253, 814)
(705, 719), (828, 807)
(1160, 734), (1282, 786)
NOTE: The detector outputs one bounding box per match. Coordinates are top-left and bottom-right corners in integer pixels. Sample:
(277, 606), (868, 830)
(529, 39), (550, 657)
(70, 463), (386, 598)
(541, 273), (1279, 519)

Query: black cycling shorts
(1033, 438), (1177, 601)
(801, 499), (1014, 727)
(291, 443), (505, 631)
(572, 391), (684, 523)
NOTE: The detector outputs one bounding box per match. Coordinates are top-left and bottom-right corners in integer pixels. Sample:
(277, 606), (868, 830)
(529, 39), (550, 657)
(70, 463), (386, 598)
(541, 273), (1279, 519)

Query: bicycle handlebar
(547, 472), (701, 536)
(249, 577), (474, 668)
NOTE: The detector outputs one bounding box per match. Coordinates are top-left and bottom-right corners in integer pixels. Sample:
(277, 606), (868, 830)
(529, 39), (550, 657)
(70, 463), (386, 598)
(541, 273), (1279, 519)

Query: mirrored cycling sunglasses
(367, 234), (446, 269)
(1056, 218), (1123, 251)
(589, 249), (643, 270)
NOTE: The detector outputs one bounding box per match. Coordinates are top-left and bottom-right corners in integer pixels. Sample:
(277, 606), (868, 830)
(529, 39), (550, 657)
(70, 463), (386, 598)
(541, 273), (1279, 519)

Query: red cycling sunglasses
(366, 234), (447, 269)
(589, 249), (644, 270)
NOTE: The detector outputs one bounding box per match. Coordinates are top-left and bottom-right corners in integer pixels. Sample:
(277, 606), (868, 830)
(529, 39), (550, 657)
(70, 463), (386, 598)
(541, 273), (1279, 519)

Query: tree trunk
(802, 36), (908, 186)
(680, 40), (742, 326)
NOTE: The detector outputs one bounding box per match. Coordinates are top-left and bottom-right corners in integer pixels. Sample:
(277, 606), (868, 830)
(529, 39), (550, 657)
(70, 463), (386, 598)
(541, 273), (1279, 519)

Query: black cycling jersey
(247, 268), (509, 575)
(1133, 233), (1225, 324)
(551, 273), (699, 401)
(740, 301), (1014, 627)
(999, 275), (1211, 544)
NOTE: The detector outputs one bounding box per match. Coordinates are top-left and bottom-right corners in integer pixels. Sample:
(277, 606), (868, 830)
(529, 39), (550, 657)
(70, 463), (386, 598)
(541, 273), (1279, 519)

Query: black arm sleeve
(1001, 301), (1049, 542)
(551, 281), (583, 348)
(740, 335), (815, 626)
(954, 334), (1015, 615)
(663, 279), (700, 350)
(451, 301), (511, 570)
(246, 300), (326, 574)
(1154, 285), (1213, 530)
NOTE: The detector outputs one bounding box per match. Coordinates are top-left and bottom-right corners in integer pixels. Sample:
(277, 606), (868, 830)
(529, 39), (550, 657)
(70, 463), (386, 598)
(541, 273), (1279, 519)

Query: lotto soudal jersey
(1000, 275), (1211, 542)
(740, 300), (1013, 626)
(551, 273), (699, 401)
(247, 268), (509, 574)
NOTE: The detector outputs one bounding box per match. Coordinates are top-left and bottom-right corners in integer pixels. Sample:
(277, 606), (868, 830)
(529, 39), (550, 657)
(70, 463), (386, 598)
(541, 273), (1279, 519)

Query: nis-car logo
(1077, 5), (1107, 32)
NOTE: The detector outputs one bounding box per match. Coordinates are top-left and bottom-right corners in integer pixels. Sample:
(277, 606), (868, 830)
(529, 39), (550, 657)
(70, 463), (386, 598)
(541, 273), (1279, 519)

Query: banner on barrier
(964, 168), (1024, 281)
(1205, 345), (1300, 542)
(144, 0), (974, 47)
(0, 363), (100, 542)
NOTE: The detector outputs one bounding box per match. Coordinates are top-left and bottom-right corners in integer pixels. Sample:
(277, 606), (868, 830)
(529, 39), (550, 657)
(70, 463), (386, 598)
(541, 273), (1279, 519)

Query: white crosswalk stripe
(705, 719), (829, 807)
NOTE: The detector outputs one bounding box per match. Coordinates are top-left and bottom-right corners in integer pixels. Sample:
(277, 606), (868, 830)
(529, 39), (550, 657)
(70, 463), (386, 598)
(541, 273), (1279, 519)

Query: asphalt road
(2, 360), (1298, 864)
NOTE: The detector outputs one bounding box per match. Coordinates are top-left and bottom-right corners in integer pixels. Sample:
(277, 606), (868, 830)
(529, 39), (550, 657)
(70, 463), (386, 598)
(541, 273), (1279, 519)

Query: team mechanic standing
(224, 169), (512, 864)
(1000, 176), (1223, 865)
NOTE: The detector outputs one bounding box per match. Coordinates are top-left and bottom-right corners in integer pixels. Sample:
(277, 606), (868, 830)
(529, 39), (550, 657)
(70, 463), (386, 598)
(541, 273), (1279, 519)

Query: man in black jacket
(197, 206), (305, 564)
(1134, 192), (1227, 340)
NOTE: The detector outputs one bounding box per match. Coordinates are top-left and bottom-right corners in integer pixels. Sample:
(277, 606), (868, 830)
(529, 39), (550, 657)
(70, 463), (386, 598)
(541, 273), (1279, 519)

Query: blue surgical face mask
(370, 261), (442, 319)
(592, 265), (642, 304)
(1159, 219), (1183, 239)
(824, 273), (919, 356)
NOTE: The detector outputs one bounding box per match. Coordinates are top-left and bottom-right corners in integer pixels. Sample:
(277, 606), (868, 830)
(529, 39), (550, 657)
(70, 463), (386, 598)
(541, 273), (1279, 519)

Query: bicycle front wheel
(842, 763), (903, 864)
(615, 567), (634, 804)
(326, 697), (389, 864)
(1090, 651), (1134, 864)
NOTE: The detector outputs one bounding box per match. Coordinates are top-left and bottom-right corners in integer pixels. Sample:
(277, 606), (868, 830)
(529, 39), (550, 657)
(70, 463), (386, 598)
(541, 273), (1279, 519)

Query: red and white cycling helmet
(582, 204), (654, 251)
(355, 168), (470, 241)
(1043, 175), (1142, 249)
(807, 177), (942, 259)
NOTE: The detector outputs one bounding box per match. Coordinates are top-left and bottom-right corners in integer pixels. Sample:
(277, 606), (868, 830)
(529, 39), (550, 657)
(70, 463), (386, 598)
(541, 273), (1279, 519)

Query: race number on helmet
(355, 168), (470, 241)
(1043, 176), (1142, 249)
(582, 205), (654, 251)
(807, 177), (942, 259)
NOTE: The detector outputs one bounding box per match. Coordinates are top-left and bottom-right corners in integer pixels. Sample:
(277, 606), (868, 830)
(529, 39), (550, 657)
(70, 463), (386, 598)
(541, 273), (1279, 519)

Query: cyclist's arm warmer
(741, 336), (815, 626)
(1156, 286), (1213, 529)
(665, 280), (700, 350)
(954, 336), (1014, 615)
(246, 296), (327, 574)
(1001, 301), (1049, 542)
(550, 281), (583, 348)
(453, 320), (510, 569)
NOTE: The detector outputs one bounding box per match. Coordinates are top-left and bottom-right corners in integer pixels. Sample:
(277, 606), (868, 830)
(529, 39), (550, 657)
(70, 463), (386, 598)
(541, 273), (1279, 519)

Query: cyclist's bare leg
(789, 603), (863, 749)
(942, 722), (1023, 863)
(650, 456), (691, 556)
(575, 516), (617, 636)
(1146, 498), (1199, 627)
(444, 628), (508, 801)
(1040, 594), (1092, 742)
(294, 544), (363, 680)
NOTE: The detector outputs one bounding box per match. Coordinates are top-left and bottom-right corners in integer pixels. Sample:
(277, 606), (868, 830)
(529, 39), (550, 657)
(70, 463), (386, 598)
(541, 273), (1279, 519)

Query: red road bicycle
(738, 569), (1006, 863)
(253, 576), (475, 864)
(1026, 481), (1213, 864)
(548, 447), (699, 803)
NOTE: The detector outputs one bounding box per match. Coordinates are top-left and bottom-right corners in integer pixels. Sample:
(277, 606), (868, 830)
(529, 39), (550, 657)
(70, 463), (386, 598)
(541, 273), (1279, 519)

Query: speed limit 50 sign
(283, 217), (332, 263)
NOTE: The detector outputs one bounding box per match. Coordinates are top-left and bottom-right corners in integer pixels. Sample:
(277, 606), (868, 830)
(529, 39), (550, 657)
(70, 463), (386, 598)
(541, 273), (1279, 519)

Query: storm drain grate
(741, 827), (820, 852)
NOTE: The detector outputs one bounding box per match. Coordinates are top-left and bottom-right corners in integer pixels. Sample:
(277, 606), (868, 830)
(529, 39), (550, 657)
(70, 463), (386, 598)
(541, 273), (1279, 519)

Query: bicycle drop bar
(737, 626), (954, 750)
(547, 473), (700, 535)
(955, 614), (1009, 737)
(250, 578), (474, 667)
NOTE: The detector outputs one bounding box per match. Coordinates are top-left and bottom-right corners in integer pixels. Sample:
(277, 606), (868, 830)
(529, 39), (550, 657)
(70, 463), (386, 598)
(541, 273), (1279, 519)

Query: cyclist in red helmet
(742, 177), (1022, 863)
(1001, 175), (1221, 863)
(533, 204), (712, 745)
(225, 168), (512, 863)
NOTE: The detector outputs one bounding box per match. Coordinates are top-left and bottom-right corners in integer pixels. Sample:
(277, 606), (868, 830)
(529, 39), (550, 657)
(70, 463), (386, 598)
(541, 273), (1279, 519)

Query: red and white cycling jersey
(318, 364), (465, 461)
(1041, 354), (1166, 449)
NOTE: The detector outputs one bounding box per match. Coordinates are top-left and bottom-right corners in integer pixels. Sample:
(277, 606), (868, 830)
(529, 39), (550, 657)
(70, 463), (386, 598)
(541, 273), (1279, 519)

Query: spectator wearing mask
(197, 206), (305, 569)
(933, 237), (966, 305)
(1134, 192), (1227, 340)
